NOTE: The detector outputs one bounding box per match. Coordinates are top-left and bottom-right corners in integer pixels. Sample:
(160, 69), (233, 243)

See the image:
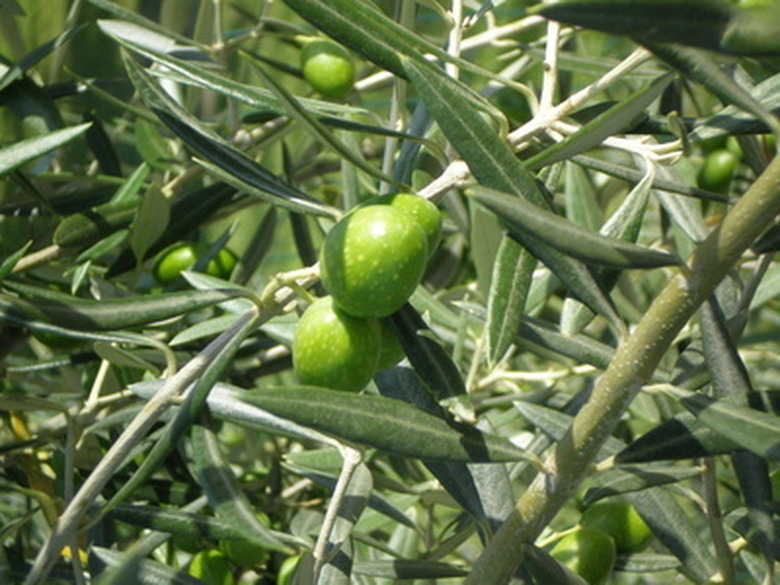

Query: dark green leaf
(468, 185), (681, 269)
(239, 387), (534, 463)
(0, 281), (242, 331)
(191, 422), (291, 552)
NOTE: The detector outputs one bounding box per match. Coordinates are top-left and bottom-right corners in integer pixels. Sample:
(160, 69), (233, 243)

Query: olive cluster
(550, 501), (653, 584)
(293, 194), (442, 391)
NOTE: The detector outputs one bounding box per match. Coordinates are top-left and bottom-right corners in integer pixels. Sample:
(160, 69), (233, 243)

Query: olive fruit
(376, 318), (405, 370)
(187, 549), (235, 585)
(301, 39), (355, 100)
(581, 501), (652, 553)
(153, 243), (237, 284)
(292, 296), (380, 391)
(320, 205), (428, 318)
(550, 527), (616, 585)
(697, 148), (738, 193)
(363, 193), (442, 255)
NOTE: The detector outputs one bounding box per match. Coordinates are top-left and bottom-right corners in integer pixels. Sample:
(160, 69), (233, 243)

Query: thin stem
(312, 445), (363, 583)
(466, 153), (780, 584)
(702, 457), (737, 584)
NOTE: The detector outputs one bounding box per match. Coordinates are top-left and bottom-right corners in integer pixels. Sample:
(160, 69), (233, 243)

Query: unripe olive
(320, 205), (428, 318)
(301, 39), (355, 100)
(363, 193), (442, 255)
(550, 527), (616, 585)
(581, 501), (652, 553)
(153, 243), (237, 283)
(376, 318), (405, 370)
(697, 148), (738, 193)
(187, 549), (235, 585)
(292, 296), (380, 392)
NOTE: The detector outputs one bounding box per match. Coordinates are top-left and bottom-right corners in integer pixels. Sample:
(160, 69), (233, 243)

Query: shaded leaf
(191, 422), (292, 552)
(121, 51), (337, 218)
(0, 280), (241, 331)
(664, 386), (780, 461)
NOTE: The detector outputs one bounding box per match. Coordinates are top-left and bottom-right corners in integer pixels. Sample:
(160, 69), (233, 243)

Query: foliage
(1, 1), (780, 584)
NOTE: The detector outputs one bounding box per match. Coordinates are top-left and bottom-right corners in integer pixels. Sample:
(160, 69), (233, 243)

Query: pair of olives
(550, 501), (653, 584)
(293, 194), (442, 392)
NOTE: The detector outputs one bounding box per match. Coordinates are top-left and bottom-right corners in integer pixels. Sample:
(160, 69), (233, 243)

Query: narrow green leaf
(582, 465), (703, 503)
(0, 241), (32, 280)
(389, 304), (469, 406)
(518, 316), (616, 371)
(468, 185), (680, 269)
(101, 311), (262, 521)
(240, 387), (534, 463)
(562, 161), (654, 334)
(0, 24), (84, 92)
(121, 52), (337, 218)
(130, 184), (170, 265)
(91, 547), (206, 585)
(374, 366), (514, 536)
(242, 54), (402, 189)
(54, 199), (139, 249)
(573, 155), (728, 203)
(0, 123), (91, 177)
(525, 73), (674, 171)
(402, 56), (624, 329)
(191, 422), (292, 552)
(105, 503), (297, 545)
(539, 0), (735, 53)
(0, 281), (241, 331)
(131, 380), (337, 445)
(627, 489), (716, 583)
(664, 386), (780, 461)
(647, 43), (780, 136)
(615, 412), (739, 463)
(486, 236), (536, 366)
(353, 560), (468, 579)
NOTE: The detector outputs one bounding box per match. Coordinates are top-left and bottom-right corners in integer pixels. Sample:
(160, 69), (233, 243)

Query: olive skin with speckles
(320, 205), (428, 318)
(361, 193), (442, 256)
(293, 296), (380, 391)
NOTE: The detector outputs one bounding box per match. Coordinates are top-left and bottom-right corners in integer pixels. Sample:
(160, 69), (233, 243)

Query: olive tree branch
(466, 152), (780, 584)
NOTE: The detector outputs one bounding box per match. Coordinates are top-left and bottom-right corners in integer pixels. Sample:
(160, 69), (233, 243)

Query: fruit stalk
(466, 153), (780, 584)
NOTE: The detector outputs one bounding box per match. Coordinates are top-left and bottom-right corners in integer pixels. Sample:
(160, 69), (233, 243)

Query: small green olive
(292, 296), (380, 392)
(581, 501), (652, 553)
(301, 39), (355, 100)
(376, 317), (405, 370)
(697, 148), (738, 193)
(152, 243), (237, 284)
(187, 549), (235, 585)
(320, 205), (428, 318)
(363, 193), (442, 255)
(550, 527), (616, 585)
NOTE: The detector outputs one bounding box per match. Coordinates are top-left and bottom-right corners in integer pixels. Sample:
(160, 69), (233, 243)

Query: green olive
(550, 527), (616, 585)
(697, 148), (738, 193)
(301, 39), (355, 100)
(581, 501), (652, 553)
(320, 205), (428, 318)
(363, 193), (442, 255)
(153, 243), (237, 284)
(187, 549), (235, 585)
(376, 318), (405, 370)
(292, 296), (380, 391)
